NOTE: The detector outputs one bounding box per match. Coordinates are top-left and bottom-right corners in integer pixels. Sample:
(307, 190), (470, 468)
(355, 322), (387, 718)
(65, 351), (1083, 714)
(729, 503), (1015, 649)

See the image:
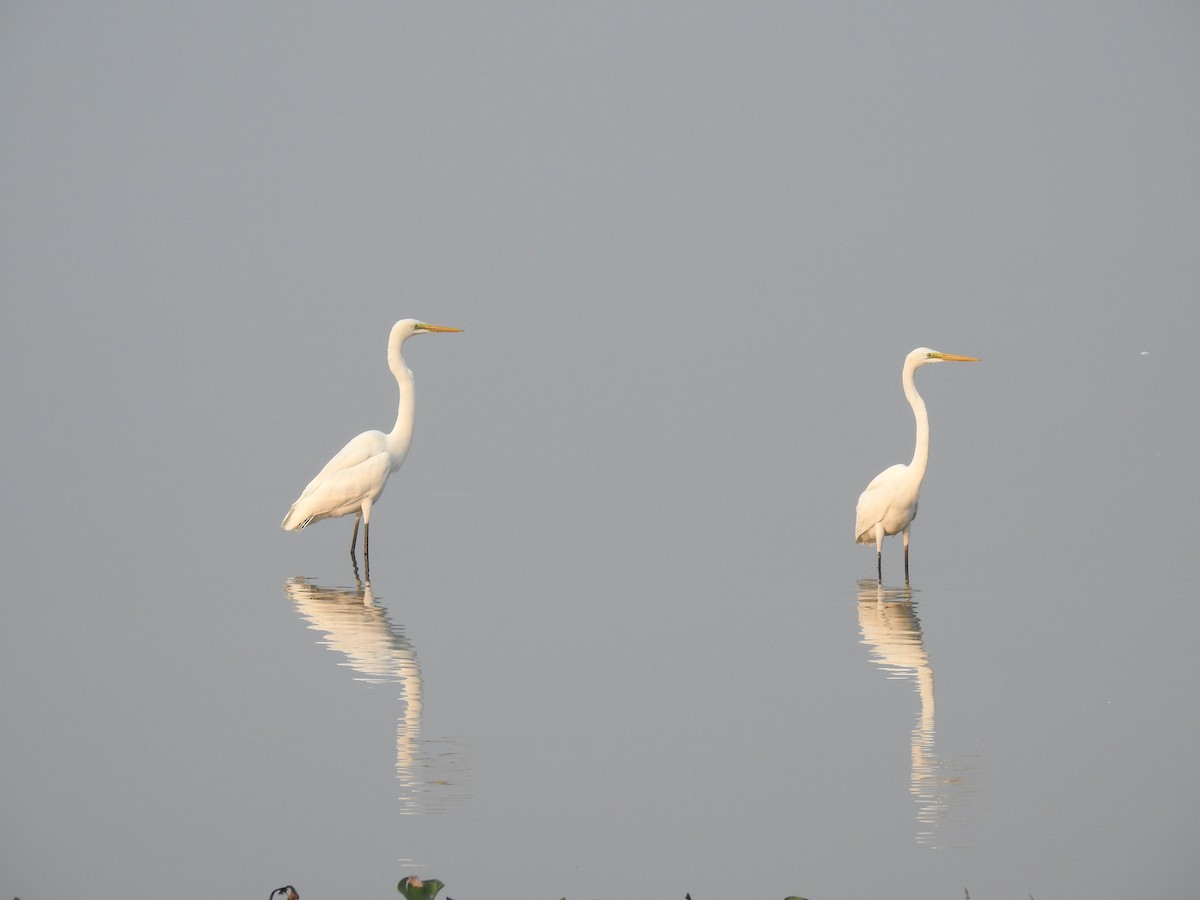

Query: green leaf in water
(397, 875), (445, 900)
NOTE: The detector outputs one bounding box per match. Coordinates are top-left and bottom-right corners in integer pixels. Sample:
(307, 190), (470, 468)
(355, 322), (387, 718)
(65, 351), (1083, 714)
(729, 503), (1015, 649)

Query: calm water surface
(112, 544), (1180, 900)
(3, 489), (1197, 899)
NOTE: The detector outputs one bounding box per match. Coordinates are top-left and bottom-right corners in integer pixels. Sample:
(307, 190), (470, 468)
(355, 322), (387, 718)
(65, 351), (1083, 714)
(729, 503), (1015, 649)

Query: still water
(3, 415), (1198, 900)
(84, 533), (1176, 900)
(290, 571), (978, 849)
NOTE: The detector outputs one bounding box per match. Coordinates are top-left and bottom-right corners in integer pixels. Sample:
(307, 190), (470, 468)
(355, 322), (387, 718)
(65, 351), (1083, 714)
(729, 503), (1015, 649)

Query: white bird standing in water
(282, 319), (461, 568)
(855, 347), (979, 582)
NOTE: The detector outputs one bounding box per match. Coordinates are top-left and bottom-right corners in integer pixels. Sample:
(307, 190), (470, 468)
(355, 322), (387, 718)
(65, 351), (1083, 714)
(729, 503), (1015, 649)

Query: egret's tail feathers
(281, 506), (312, 531)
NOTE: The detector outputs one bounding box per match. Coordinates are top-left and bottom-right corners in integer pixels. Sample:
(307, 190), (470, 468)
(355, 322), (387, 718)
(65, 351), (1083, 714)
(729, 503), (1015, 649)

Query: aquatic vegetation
(398, 875), (446, 900)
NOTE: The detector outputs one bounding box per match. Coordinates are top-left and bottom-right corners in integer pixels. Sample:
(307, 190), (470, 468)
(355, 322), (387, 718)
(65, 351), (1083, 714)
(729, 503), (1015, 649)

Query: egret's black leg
(877, 551), (882, 581)
(904, 544), (910, 582)
(363, 522), (370, 563)
(350, 514), (360, 558)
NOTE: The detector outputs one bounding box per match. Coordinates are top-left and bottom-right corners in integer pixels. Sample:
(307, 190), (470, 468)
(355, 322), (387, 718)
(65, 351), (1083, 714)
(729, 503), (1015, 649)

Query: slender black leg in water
(363, 522), (371, 581)
(876, 551), (882, 581)
(350, 514), (361, 558)
(904, 545), (910, 582)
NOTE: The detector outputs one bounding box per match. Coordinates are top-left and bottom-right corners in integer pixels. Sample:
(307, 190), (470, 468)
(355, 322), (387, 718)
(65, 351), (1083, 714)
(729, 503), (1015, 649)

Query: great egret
(855, 347), (979, 581)
(281, 319), (461, 565)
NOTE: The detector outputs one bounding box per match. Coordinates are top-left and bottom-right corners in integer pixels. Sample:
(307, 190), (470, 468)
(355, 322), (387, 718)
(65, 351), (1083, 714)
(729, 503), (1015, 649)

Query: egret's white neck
(904, 359), (930, 479)
(386, 333), (417, 460)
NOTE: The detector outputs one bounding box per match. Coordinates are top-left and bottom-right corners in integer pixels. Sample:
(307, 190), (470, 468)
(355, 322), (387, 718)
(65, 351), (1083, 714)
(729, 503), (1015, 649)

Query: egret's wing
(299, 431), (387, 494)
(282, 431), (391, 529)
(855, 465), (902, 543)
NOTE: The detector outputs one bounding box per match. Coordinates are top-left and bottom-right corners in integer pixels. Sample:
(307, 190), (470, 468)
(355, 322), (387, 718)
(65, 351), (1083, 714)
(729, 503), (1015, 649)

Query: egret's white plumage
(282, 319), (461, 565)
(855, 347), (978, 581)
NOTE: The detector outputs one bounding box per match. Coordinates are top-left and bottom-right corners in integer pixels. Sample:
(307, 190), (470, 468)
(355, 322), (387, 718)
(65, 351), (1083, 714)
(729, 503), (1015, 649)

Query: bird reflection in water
(283, 575), (468, 815)
(857, 579), (974, 847)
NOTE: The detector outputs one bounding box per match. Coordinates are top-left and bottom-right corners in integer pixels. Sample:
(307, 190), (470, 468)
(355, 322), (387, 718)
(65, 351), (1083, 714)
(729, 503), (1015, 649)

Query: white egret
(281, 319), (461, 566)
(855, 347), (979, 581)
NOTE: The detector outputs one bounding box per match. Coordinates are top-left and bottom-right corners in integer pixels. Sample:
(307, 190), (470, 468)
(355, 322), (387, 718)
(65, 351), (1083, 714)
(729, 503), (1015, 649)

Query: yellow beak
(418, 323), (463, 333)
(931, 352), (979, 362)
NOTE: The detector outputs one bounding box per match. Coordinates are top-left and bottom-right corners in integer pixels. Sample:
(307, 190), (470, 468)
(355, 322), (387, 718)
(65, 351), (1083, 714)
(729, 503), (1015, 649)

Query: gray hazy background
(3, 4), (1198, 899)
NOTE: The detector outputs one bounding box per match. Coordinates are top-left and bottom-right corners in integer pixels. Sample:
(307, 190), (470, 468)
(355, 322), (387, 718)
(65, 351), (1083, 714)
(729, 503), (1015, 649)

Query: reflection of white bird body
(857, 580), (942, 840)
(855, 347), (978, 581)
(283, 576), (470, 814)
(281, 319), (461, 565)
(285, 577), (418, 686)
(284, 577), (432, 814)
